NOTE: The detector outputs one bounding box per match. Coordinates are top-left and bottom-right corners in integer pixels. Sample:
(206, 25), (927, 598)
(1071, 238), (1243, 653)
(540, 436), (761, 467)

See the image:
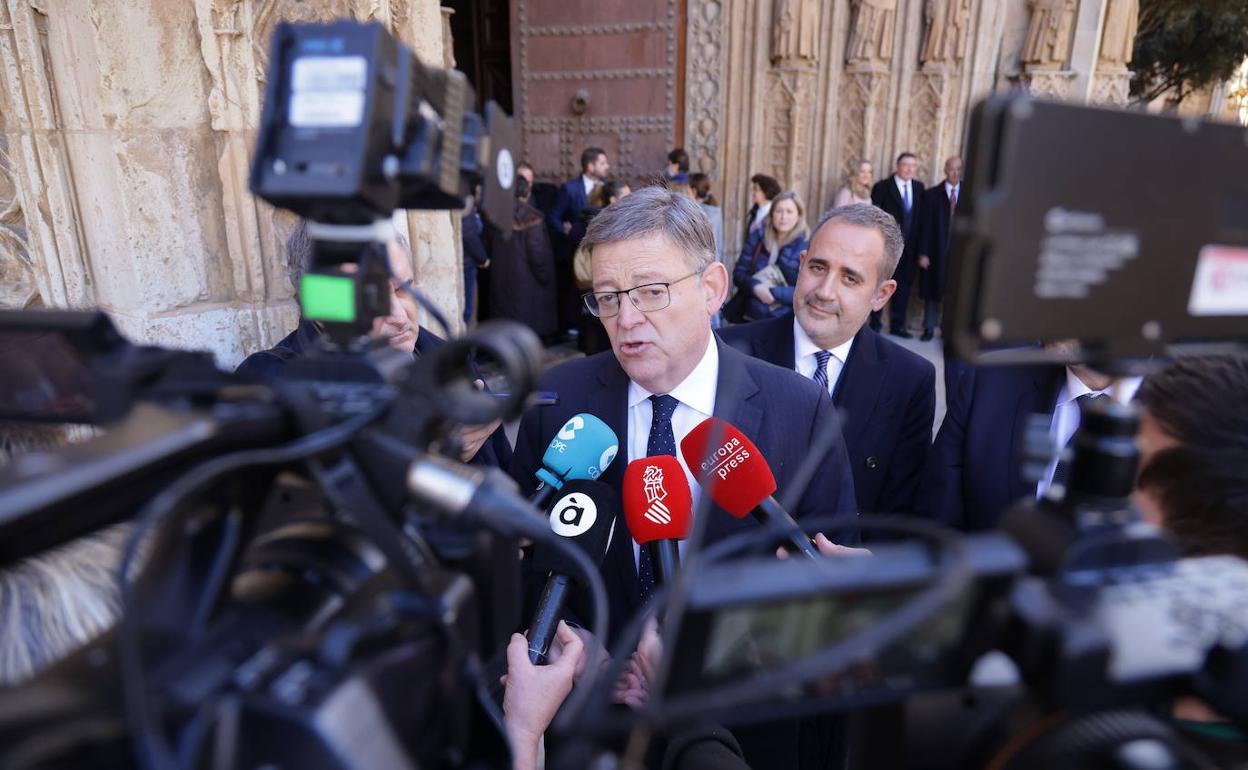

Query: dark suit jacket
(871, 176), (925, 281)
(547, 177), (589, 235)
(916, 362), (1064, 531)
(507, 339), (856, 770)
(918, 182), (955, 301)
(719, 315), (935, 520)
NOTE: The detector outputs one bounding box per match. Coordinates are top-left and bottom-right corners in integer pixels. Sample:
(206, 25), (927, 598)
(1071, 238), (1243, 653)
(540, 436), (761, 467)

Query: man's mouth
(619, 340), (651, 355)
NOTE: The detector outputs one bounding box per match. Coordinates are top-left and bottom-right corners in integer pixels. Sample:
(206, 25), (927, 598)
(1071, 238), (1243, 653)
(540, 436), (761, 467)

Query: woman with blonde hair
(729, 190), (810, 321)
(834, 159), (874, 207)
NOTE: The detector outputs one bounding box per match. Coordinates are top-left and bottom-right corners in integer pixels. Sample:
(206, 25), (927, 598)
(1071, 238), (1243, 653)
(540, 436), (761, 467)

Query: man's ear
(702, 262), (729, 314)
(871, 279), (898, 312)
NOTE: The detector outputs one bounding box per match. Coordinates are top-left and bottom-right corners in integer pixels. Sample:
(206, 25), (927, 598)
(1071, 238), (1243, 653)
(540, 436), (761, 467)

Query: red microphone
(622, 455), (693, 587)
(679, 417), (820, 559)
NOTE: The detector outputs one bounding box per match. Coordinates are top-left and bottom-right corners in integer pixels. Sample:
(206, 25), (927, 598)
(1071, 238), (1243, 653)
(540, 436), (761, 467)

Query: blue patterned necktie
(812, 350), (832, 394)
(638, 394), (679, 604)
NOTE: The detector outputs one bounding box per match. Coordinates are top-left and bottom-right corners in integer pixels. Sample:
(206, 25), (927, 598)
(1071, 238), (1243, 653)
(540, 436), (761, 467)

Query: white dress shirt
(893, 175), (914, 209)
(582, 174), (598, 199)
(1035, 368), (1142, 499)
(626, 337), (719, 567)
(945, 181), (960, 201)
(793, 319), (854, 395)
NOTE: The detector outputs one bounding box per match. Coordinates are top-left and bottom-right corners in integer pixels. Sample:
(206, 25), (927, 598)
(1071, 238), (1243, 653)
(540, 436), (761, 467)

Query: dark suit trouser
(888, 252), (915, 332)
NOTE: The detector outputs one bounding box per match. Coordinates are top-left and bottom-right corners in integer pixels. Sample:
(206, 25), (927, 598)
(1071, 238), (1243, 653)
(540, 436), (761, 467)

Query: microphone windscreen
(536, 413), (620, 489)
(679, 417), (777, 518)
(622, 456), (693, 544)
(531, 479), (619, 576)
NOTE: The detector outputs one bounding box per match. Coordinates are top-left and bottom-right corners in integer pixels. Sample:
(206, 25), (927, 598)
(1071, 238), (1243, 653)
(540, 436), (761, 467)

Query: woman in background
(731, 190), (810, 321)
(688, 172), (725, 269)
(834, 159), (874, 207)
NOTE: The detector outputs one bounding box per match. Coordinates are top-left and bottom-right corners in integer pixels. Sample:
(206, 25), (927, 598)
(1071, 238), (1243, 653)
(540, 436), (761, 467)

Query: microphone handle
(755, 496), (820, 560)
(645, 539), (681, 586)
(526, 572), (571, 664)
(530, 482), (555, 511)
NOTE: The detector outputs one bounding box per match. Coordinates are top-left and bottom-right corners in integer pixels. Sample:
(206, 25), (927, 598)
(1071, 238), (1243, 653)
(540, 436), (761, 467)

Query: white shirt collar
(894, 174), (911, 191)
(793, 317), (854, 366)
(1059, 367), (1141, 407)
(582, 174), (597, 194)
(945, 181), (960, 197)
(627, 335), (719, 415)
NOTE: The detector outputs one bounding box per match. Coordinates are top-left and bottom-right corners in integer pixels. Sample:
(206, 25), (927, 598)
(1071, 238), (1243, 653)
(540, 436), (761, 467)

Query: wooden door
(510, 0), (685, 184)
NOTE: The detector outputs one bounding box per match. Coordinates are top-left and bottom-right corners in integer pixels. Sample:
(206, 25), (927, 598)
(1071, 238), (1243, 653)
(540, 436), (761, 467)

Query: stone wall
(0, 0), (463, 368)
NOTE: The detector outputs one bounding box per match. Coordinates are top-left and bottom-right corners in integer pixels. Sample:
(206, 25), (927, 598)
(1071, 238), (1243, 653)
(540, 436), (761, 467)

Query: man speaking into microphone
(508, 185), (856, 770)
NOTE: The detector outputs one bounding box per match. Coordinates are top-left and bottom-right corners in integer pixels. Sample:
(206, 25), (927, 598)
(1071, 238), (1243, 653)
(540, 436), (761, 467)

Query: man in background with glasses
(507, 185), (857, 770)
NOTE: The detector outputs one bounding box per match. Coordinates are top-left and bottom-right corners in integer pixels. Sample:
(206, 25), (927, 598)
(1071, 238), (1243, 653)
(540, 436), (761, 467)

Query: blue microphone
(531, 413), (620, 509)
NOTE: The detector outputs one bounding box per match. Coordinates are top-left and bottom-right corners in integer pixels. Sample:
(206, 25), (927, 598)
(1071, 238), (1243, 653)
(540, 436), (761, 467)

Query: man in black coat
(870, 152), (925, 337)
(508, 187), (856, 770)
(547, 147), (610, 335)
(916, 155), (962, 341)
(721, 203), (935, 523)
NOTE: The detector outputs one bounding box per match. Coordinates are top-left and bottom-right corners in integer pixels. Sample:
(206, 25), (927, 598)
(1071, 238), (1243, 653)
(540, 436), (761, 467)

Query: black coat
(870, 176), (925, 281)
(719, 315), (935, 520)
(918, 182), (956, 301)
(915, 360), (1065, 532)
(488, 201), (558, 338)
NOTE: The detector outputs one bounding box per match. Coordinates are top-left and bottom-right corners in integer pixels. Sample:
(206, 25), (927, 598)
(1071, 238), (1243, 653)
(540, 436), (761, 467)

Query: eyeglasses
(582, 271), (701, 318)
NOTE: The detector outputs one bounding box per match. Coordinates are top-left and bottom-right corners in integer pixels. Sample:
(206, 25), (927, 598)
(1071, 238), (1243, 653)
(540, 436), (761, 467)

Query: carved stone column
(684, 0), (726, 178)
(839, 0), (897, 185)
(909, 0), (972, 181)
(1016, 0), (1078, 99)
(764, 0), (821, 201)
(1090, 0), (1137, 105)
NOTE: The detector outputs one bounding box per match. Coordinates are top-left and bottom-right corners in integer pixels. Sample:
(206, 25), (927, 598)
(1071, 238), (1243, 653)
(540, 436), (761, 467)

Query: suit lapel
(832, 327), (887, 447)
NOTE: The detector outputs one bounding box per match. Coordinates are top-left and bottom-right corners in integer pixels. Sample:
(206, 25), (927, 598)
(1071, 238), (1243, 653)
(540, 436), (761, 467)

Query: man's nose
(615, 295), (645, 328)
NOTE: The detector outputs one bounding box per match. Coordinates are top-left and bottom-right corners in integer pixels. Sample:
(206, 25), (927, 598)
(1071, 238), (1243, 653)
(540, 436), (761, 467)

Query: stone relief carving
(1022, 0), (1077, 69)
(846, 0), (897, 66)
(838, 71), (889, 179)
(0, 136), (38, 308)
(772, 0), (819, 62)
(764, 70), (815, 191)
(920, 0), (972, 66)
(1098, 0), (1138, 66)
(684, 0), (724, 175)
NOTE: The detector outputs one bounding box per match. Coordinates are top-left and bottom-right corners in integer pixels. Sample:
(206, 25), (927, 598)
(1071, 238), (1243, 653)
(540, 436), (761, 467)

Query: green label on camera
(300, 274), (356, 323)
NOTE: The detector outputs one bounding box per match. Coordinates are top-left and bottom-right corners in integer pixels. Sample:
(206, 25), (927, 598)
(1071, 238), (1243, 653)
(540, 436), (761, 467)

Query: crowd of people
(463, 146), (963, 350)
(2, 145), (1247, 770)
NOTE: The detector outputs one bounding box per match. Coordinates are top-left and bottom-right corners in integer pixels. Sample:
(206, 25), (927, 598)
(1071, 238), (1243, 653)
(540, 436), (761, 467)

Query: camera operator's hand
(613, 617), (662, 710)
(776, 532), (871, 560)
(502, 621), (584, 770)
(546, 623), (610, 682)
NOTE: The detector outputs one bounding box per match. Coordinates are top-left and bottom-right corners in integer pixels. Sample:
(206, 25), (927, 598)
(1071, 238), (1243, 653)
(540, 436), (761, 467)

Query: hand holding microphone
(526, 479), (618, 664)
(680, 417), (822, 560)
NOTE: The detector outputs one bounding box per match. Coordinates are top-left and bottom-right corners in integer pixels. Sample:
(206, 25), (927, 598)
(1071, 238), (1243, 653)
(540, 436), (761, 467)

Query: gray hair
(581, 185), (716, 273)
(810, 203), (905, 284)
(0, 424), (128, 686)
(285, 219), (413, 292)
